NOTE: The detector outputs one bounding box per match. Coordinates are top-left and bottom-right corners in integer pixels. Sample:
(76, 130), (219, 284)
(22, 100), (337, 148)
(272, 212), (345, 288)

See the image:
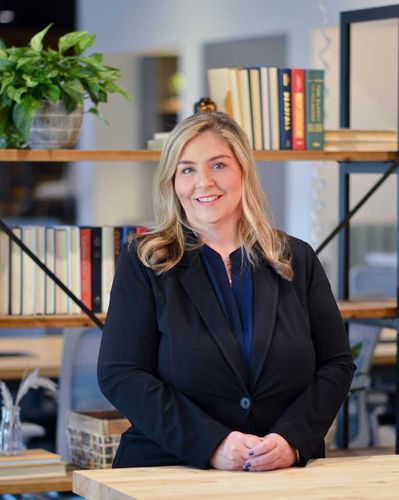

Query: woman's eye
(181, 167), (192, 174)
(213, 162), (225, 170)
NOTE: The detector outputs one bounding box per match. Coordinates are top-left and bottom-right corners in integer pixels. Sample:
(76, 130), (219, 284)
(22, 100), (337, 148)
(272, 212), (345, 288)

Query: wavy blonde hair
(132, 112), (293, 280)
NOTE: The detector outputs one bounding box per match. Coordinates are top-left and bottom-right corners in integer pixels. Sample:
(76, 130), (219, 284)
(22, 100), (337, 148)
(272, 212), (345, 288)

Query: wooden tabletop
(73, 455), (399, 499)
(0, 335), (63, 380)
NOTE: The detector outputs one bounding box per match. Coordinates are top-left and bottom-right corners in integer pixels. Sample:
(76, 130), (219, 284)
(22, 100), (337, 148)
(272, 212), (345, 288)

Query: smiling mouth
(196, 195), (222, 203)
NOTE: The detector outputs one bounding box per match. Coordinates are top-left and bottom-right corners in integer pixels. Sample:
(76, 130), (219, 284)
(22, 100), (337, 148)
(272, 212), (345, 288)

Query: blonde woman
(98, 112), (354, 472)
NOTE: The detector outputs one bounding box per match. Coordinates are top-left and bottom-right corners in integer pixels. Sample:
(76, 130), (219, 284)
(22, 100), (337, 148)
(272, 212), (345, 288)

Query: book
(291, 68), (305, 150)
(45, 227), (55, 315)
(228, 68), (243, 127)
(10, 227), (22, 316)
(69, 226), (81, 314)
(237, 68), (254, 148)
(91, 227), (102, 313)
(259, 67), (271, 150)
(80, 227), (92, 311)
(0, 448), (66, 480)
(0, 231), (10, 315)
(101, 226), (115, 313)
(54, 226), (70, 314)
(324, 141), (398, 152)
(278, 68), (292, 149)
(114, 227), (123, 266)
(35, 226), (45, 315)
(21, 226), (36, 316)
(207, 67), (234, 116)
(324, 129), (397, 142)
(305, 69), (324, 150)
(248, 68), (263, 150)
(268, 67), (280, 150)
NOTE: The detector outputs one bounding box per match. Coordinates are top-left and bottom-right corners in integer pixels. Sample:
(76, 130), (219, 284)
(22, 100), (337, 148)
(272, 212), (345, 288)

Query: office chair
(56, 327), (114, 461)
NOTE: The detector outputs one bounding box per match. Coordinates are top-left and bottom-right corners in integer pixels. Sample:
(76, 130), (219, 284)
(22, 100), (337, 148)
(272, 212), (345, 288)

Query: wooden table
(73, 455), (399, 499)
(0, 335), (63, 380)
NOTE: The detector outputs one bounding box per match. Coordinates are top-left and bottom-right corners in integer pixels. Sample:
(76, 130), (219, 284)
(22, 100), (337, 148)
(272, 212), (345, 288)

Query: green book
(305, 69), (324, 150)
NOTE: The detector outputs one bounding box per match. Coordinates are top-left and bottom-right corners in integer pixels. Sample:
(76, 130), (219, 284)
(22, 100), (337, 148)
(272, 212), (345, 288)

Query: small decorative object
(194, 96), (217, 114)
(0, 24), (129, 149)
(0, 369), (57, 455)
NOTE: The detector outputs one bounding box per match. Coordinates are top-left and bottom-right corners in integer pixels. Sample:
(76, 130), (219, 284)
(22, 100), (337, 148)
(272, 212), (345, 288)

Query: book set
(0, 224), (147, 317)
(324, 129), (398, 152)
(0, 449), (66, 481)
(207, 66), (324, 151)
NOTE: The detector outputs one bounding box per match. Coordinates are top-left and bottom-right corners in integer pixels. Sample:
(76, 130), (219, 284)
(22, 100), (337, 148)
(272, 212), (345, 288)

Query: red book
(80, 227), (92, 311)
(135, 225), (148, 234)
(291, 69), (305, 150)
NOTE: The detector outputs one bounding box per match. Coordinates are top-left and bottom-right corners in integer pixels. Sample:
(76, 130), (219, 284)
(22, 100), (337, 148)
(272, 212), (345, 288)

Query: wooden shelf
(0, 314), (106, 328)
(338, 299), (397, 319)
(0, 300), (396, 327)
(0, 149), (397, 163)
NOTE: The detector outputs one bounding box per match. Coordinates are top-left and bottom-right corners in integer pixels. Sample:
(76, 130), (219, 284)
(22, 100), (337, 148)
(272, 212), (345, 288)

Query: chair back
(56, 327), (114, 460)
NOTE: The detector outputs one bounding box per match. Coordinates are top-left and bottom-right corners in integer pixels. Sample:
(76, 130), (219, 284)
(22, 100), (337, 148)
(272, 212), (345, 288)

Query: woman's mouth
(196, 195), (222, 205)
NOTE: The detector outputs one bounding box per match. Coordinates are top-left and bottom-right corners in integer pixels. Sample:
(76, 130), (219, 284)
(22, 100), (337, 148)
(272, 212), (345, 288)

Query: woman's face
(174, 130), (242, 231)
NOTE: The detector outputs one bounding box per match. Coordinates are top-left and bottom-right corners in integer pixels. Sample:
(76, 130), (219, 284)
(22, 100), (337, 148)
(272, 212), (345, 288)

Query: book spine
(69, 227), (81, 314)
(305, 69), (324, 150)
(278, 68), (292, 149)
(80, 228), (92, 312)
(35, 227), (45, 315)
(268, 67), (280, 151)
(0, 231), (10, 315)
(291, 68), (305, 150)
(101, 226), (115, 314)
(45, 227), (55, 315)
(237, 68), (254, 148)
(248, 68), (263, 151)
(114, 227), (123, 267)
(21, 226), (36, 315)
(91, 227), (102, 313)
(260, 67), (271, 150)
(54, 227), (70, 314)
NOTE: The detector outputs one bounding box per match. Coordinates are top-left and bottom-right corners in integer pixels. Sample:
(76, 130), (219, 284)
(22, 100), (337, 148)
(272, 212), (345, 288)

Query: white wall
(76, 0), (396, 261)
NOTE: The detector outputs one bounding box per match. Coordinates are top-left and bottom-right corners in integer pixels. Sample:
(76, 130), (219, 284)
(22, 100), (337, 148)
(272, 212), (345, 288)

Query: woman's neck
(200, 225), (240, 261)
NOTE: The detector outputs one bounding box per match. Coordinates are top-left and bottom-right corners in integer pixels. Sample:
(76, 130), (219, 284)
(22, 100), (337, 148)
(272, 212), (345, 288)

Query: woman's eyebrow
(177, 154), (231, 165)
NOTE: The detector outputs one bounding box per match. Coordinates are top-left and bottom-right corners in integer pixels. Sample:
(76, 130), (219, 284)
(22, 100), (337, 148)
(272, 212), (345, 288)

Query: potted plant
(0, 24), (129, 149)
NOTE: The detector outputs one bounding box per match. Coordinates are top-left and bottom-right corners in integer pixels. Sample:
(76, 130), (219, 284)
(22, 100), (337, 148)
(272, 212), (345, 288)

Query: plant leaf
(87, 106), (109, 125)
(62, 79), (84, 104)
(30, 24), (53, 52)
(12, 95), (41, 139)
(42, 84), (61, 102)
(76, 33), (96, 55)
(6, 86), (27, 104)
(59, 31), (90, 54)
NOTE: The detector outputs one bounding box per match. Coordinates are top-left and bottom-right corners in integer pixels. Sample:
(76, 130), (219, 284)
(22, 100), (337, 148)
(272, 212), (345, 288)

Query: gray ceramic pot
(27, 100), (83, 149)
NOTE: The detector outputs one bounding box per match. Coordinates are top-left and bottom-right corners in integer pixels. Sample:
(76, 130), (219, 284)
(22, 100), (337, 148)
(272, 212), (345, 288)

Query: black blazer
(97, 236), (354, 469)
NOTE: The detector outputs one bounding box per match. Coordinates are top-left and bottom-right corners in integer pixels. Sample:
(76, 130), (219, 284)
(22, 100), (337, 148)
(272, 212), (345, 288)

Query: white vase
(27, 100), (83, 149)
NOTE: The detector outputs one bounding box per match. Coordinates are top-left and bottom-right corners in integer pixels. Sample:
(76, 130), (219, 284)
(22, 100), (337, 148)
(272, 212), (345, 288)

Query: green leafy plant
(0, 24), (129, 148)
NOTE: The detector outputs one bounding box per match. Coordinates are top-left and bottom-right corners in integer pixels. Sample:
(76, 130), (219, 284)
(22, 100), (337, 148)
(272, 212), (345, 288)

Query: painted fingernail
(243, 462), (251, 471)
(248, 450), (254, 456)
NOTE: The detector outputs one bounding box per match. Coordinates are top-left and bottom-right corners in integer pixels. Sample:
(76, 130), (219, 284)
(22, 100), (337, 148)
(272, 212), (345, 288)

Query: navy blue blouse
(199, 245), (254, 372)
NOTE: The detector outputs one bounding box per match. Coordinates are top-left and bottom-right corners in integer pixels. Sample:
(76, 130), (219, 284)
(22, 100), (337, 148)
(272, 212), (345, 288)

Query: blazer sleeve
(269, 241), (355, 463)
(97, 243), (231, 469)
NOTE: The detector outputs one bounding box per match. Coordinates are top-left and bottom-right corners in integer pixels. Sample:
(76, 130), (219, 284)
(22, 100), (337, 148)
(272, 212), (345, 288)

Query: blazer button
(240, 397), (251, 410)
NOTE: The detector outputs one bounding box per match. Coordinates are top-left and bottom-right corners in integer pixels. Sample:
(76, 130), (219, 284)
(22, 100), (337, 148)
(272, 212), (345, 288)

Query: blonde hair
(132, 112), (293, 280)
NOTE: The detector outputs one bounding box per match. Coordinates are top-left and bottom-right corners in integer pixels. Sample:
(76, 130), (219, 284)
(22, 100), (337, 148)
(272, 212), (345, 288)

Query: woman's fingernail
(243, 462), (251, 471)
(248, 451), (254, 456)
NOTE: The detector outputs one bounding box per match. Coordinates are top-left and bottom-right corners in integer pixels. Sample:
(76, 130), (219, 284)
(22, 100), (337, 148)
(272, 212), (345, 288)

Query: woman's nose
(195, 169), (214, 188)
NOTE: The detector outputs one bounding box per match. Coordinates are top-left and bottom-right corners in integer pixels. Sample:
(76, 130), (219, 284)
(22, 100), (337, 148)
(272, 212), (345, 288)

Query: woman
(97, 112), (354, 472)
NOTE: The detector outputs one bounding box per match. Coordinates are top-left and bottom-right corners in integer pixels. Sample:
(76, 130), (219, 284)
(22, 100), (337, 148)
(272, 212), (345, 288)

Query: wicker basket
(66, 410), (130, 469)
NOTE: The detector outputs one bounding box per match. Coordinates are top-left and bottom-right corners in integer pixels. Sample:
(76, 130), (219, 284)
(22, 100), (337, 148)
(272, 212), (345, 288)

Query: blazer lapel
(250, 261), (280, 390)
(177, 250), (248, 390)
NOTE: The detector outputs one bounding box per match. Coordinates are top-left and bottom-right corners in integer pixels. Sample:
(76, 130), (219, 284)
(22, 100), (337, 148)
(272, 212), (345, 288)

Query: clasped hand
(209, 431), (296, 471)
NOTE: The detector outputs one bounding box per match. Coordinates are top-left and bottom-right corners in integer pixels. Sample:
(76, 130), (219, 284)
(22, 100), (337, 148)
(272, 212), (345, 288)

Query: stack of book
(207, 66), (324, 151)
(324, 129), (398, 151)
(0, 224), (148, 317)
(0, 449), (66, 480)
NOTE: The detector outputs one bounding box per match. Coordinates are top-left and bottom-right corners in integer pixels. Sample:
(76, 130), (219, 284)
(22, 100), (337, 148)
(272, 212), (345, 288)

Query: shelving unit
(338, 4), (399, 453)
(0, 148), (397, 331)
